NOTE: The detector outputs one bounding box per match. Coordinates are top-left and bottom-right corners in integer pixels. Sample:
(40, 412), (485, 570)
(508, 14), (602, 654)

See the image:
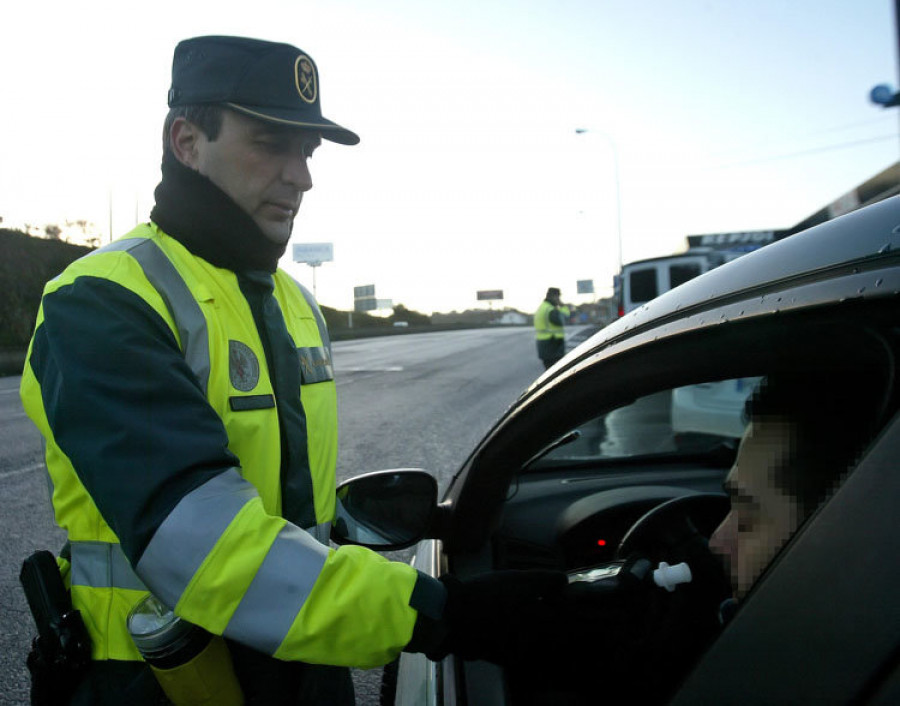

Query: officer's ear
(170, 117), (203, 169)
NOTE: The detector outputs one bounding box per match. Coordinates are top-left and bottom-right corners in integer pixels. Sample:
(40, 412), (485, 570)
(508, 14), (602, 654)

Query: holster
(20, 550), (92, 705)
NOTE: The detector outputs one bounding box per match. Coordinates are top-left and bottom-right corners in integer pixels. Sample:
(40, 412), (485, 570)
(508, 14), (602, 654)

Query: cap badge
(294, 55), (318, 104)
(229, 340), (260, 392)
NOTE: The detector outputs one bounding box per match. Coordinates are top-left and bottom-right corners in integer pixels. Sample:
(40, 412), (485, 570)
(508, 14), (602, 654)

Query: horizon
(2, 0), (897, 314)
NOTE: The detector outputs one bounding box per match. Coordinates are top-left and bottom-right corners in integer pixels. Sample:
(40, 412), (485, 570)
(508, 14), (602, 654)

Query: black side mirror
(331, 469), (438, 550)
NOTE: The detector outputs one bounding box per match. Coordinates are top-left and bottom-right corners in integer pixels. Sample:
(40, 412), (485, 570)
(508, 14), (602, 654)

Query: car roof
(567, 195), (900, 379)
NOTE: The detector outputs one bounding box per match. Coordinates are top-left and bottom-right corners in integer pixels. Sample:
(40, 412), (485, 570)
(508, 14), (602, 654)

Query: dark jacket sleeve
(29, 275), (239, 564)
(548, 307), (564, 326)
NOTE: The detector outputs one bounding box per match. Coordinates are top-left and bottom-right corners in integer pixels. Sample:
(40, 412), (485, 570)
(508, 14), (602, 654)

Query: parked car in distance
(334, 197), (900, 705)
(671, 377), (762, 441)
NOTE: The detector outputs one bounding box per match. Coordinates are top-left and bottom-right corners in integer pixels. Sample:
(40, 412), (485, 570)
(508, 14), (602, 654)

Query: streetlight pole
(575, 128), (623, 271)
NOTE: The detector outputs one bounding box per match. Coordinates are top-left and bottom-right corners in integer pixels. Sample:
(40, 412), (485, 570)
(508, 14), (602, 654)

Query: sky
(1, 0), (897, 314)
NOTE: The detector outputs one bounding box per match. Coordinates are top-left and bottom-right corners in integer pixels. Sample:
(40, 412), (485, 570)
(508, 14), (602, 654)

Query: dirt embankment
(0, 229), (91, 374)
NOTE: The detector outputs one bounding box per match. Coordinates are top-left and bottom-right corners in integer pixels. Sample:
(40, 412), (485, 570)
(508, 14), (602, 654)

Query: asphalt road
(0, 325), (592, 705)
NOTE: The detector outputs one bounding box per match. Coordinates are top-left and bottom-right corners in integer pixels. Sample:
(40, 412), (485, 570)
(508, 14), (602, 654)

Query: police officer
(534, 287), (570, 369)
(19, 36), (579, 704)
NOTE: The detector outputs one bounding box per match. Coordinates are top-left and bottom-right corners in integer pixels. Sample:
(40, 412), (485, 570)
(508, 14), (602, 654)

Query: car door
(436, 306), (898, 705)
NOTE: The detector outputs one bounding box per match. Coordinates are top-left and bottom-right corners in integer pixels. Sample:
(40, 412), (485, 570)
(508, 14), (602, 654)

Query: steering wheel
(617, 492), (730, 560)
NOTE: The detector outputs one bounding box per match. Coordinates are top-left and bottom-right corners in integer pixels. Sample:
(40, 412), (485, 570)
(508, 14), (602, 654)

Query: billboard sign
(686, 231), (777, 250)
(293, 242), (334, 265)
(476, 290), (504, 301)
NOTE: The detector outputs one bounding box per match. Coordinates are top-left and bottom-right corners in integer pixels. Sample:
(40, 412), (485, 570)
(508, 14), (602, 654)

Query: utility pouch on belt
(19, 550), (92, 705)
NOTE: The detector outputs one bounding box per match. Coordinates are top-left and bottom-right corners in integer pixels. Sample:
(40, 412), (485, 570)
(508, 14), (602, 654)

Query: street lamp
(575, 128), (623, 271)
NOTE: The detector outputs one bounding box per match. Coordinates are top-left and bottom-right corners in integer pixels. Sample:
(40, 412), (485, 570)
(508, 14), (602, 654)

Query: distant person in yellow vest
(534, 287), (571, 369)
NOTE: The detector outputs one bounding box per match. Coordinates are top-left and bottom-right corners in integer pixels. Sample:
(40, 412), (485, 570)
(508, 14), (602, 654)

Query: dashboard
(493, 465), (728, 572)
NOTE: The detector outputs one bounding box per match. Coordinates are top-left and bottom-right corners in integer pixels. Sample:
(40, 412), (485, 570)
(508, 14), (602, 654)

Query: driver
(487, 371), (889, 705)
(708, 372), (887, 608)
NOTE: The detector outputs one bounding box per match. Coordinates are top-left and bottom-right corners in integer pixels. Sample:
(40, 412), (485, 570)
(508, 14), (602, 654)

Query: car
(332, 196), (900, 705)
(670, 377), (762, 441)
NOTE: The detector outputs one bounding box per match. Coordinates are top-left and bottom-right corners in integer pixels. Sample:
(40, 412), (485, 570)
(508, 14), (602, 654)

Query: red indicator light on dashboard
(596, 539), (607, 547)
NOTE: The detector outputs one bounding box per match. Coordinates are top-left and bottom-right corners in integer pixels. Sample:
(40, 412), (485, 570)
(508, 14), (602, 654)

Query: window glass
(669, 262), (703, 288)
(539, 377), (762, 464)
(629, 268), (658, 303)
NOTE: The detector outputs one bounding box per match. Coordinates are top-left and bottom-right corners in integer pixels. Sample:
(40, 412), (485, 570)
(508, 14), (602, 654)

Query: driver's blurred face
(708, 419), (801, 600)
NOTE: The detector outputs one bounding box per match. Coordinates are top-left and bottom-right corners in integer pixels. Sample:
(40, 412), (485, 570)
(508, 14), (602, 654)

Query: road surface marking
(0, 463), (44, 479)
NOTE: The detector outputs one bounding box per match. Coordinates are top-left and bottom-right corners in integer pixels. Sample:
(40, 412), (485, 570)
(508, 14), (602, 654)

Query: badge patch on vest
(229, 340), (260, 392)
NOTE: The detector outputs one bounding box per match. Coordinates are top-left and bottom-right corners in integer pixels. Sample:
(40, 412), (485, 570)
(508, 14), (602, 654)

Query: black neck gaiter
(150, 155), (286, 273)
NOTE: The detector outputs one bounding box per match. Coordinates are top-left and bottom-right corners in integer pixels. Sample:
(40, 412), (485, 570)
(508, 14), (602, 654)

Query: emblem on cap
(229, 340), (260, 392)
(295, 55), (318, 104)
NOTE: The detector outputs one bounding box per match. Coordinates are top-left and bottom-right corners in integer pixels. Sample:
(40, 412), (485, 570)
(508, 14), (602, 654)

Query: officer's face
(178, 110), (320, 245)
(707, 419), (801, 601)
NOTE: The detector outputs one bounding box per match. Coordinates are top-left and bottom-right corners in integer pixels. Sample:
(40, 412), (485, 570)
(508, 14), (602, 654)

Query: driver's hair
(744, 372), (886, 518)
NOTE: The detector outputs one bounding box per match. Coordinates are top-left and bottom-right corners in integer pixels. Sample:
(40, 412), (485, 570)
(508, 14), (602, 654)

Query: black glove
(421, 569), (568, 665)
(422, 563), (656, 669)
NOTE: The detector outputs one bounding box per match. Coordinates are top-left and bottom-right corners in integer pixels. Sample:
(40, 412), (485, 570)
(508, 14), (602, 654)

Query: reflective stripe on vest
(292, 281), (332, 380)
(100, 238), (332, 394)
(136, 469), (257, 608)
(69, 520), (333, 592)
(101, 238), (211, 394)
(133, 469), (330, 648)
(295, 281), (332, 353)
(67, 470), (332, 632)
(222, 522), (329, 653)
(70, 541), (148, 591)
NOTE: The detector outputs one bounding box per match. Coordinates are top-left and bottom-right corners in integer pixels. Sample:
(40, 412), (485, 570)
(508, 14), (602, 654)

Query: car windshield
(536, 377), (762, 464)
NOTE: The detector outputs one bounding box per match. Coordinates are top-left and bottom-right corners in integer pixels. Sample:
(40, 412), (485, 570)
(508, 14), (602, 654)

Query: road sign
(577, 279), (594, 294)
(354, 297), (392, 312)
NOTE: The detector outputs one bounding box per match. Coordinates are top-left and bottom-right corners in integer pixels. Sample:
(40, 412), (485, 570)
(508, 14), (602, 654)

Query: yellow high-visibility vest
(20, 223), (420, 668)
(534, 300), (568, 340)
